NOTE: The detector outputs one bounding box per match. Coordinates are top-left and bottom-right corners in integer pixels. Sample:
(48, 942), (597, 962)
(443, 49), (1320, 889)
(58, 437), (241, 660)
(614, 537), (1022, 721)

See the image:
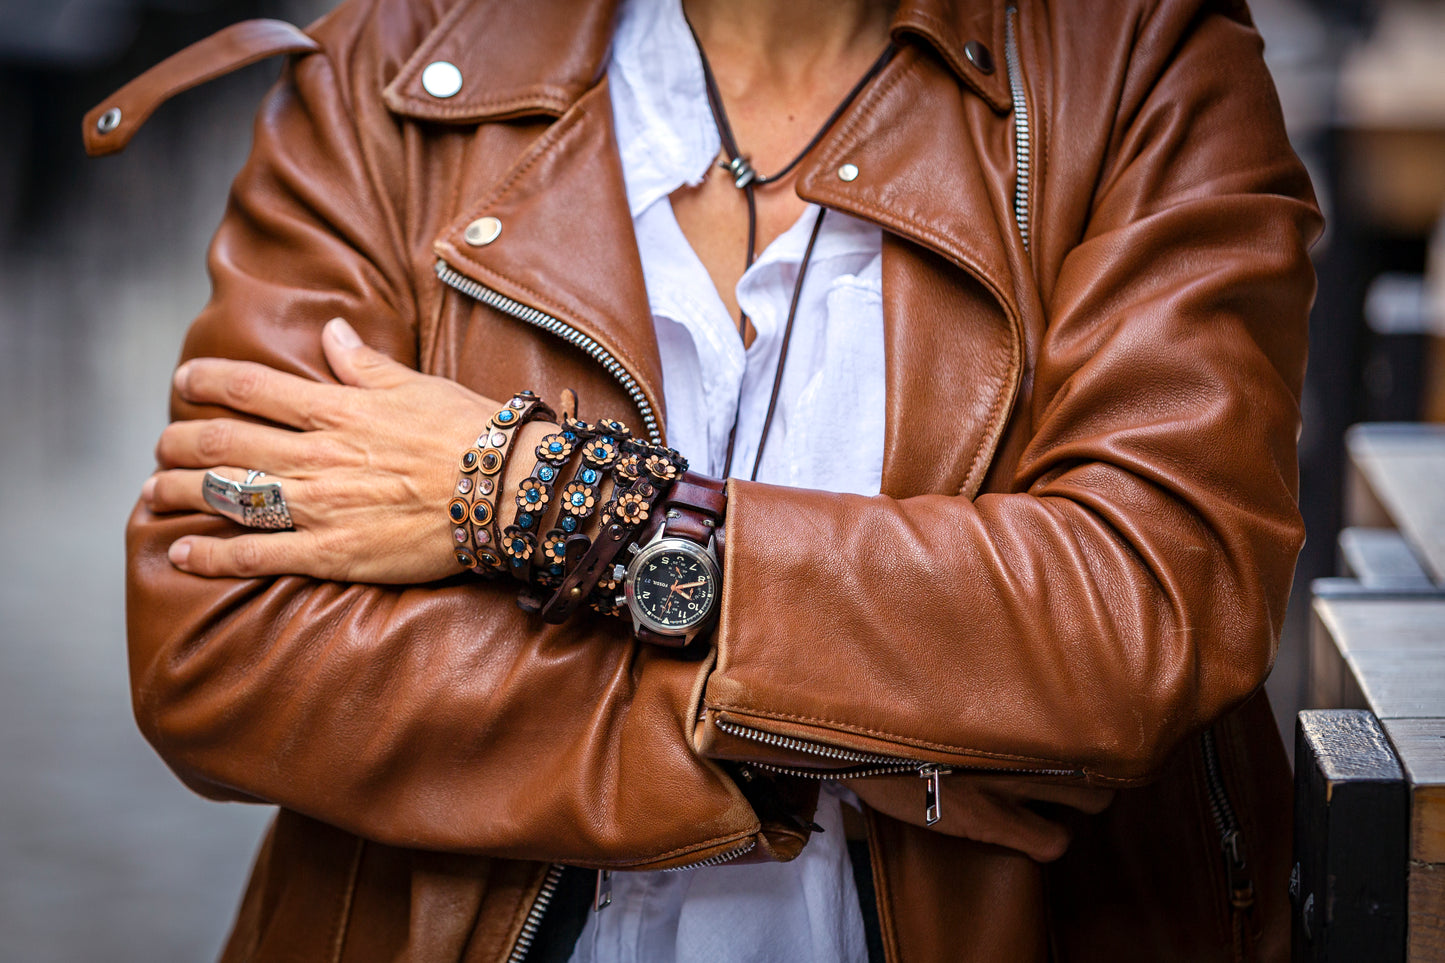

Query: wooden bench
(1298, 423), (1445, 961)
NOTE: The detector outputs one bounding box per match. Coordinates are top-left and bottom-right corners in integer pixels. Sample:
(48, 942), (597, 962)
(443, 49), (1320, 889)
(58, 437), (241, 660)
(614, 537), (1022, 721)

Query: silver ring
(202, 470), (295, 530)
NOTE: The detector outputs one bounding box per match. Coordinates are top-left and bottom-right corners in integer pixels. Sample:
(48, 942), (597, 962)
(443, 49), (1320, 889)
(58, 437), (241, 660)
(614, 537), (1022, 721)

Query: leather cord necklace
(685, 18), (896, 480)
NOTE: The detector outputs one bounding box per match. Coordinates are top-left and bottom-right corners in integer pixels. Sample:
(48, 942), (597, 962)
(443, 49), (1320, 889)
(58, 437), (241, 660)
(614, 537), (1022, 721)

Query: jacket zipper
(716, 717), (1076, 825)
(1004, 6), (1032, 251)
(1199, 729), (1255, 913)
(506, 863), (566, 963)
(435, 259), (663, 445)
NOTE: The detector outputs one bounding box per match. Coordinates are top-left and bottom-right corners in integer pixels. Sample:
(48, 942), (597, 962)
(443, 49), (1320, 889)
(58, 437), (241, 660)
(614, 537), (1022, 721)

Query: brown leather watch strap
(83, 19), (320, 157)
(660, 475), (727, 545)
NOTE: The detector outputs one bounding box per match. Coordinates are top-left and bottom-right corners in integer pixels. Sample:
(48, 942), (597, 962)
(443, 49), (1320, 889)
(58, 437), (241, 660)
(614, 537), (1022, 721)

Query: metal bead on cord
(684, 16), (896, 481)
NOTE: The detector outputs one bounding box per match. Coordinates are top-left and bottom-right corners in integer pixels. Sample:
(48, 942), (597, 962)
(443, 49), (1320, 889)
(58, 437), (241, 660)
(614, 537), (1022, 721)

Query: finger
(969, 790), (1076, 863)
(144, 467), (244, 514)
(322, 318), (414, 390)
(169, 530), (321, 579)
(175, 357), (345, 430)
(156, 418), (332, 473)
(144, 469), (315, 530)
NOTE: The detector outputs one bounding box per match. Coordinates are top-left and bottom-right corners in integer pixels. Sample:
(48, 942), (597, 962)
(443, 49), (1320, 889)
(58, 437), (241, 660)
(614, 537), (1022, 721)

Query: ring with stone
(202, 470), (295, 531)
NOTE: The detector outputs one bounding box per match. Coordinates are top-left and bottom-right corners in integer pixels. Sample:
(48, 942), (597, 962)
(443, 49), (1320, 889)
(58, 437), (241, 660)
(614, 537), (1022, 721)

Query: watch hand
(672, 580), (706, 591)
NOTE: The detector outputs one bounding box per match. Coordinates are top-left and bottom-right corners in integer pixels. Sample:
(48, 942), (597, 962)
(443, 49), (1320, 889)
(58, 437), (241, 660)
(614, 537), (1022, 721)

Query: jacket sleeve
(124, 1), (759, 864)
(700, 1), (1322, 784)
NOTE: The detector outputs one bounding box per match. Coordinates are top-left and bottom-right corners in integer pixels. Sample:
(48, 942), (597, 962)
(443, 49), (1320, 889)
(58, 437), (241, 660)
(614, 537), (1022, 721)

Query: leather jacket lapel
(796, 45), (1024, 498)
(432, 79), (668, 438)
(384, 0), (619, 123)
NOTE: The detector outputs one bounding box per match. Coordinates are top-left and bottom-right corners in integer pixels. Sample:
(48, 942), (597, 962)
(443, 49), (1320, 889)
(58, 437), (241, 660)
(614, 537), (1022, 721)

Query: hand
(141, 318), (543, 583)
(845, 772), (1116, 863)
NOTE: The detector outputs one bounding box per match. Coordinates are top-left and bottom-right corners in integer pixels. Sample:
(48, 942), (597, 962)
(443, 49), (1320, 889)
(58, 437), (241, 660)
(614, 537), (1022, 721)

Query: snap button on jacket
(107, 0), (1322, 959)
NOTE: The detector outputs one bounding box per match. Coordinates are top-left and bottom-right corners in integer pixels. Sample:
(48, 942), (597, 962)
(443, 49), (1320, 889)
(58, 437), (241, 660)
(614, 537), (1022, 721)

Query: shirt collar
(607, 0), (719, 218)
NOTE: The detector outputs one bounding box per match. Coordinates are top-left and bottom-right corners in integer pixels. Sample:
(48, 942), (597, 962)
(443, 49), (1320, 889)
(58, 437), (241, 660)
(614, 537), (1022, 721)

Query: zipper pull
(594, 869), (612, 912)
(1220, 830), (1255, 910)
(920, 764), (950, 825)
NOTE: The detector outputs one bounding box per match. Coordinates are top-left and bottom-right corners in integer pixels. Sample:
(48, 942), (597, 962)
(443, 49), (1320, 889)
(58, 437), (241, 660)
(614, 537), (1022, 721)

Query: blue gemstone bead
(539, 466), (556, 482)
(549, 441), (563, 453)
(526, 490), (540, 503)
(563, 431), (576, 441)
(497, 410), (515, 423)
(581, 469), (598, 484)
(561, 517), (578, 532)
(518, 513), (535, 529)
(550, 565), (563, 576)
(571, 492), (586, 506)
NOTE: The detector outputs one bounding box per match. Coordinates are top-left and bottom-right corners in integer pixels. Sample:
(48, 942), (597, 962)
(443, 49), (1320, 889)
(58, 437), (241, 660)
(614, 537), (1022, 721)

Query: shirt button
(464, 216), (502, 246)
(421, 61), (463, 98)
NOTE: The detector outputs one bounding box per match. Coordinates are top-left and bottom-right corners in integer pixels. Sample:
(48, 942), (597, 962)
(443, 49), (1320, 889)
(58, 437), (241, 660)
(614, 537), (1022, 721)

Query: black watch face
(629, 545), (719, 631)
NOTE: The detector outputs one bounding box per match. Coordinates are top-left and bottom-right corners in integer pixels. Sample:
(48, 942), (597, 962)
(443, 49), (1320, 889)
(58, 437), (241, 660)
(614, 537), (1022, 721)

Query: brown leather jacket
(99, 0), (1321, 959)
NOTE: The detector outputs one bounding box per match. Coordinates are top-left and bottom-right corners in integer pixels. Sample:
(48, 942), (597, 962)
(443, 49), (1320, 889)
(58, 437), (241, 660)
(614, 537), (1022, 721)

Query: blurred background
(1, 0), (1442, 959)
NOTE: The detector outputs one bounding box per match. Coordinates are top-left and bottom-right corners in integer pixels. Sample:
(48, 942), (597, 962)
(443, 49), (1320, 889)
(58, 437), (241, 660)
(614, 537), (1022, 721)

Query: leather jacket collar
(419, 0), (1030, 500)
(383, 0), (1013, 123)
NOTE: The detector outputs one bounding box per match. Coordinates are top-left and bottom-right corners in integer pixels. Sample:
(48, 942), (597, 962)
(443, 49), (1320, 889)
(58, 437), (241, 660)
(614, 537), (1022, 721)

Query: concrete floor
(0, 2), (1330, 960)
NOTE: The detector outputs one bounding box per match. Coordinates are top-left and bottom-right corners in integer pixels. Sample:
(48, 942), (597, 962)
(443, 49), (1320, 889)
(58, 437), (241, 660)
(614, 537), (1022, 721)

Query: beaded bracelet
(449, 390), (553, 575)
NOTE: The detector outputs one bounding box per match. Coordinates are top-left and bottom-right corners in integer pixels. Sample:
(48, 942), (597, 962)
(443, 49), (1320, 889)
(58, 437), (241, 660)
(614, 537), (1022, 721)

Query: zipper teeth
(717, 718), (1077, 778)
(714, 718), (906, 766)
(1004, 6), (1032, 251)
(662, 838), (757, 872)
(1199, 729), (1240, 835)
(506, 863), (566, 963)
(748, 760), (920, 780)
(435, 260), (663, 445)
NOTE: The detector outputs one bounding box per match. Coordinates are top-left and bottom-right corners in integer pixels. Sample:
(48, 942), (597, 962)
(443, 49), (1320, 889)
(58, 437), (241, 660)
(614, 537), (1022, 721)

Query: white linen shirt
(567, 0), (887, 960)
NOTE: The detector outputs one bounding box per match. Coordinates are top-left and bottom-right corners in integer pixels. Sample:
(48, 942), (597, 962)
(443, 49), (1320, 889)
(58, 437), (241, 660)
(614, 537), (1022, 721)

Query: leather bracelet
(536, 419), (607, 587)
(449, 391), (553, 575)
(539, 438), (686, 623)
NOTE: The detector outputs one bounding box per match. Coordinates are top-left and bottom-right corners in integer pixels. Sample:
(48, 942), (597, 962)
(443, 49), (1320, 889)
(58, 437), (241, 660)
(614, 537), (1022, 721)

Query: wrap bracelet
(533, 418), (606, 588)
(539, 438), (686, 624)
(449, 390), (553, 575)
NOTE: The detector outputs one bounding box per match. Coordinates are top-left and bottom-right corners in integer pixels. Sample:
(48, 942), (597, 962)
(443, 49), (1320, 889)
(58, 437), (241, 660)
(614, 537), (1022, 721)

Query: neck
(682, 0), (895, 89)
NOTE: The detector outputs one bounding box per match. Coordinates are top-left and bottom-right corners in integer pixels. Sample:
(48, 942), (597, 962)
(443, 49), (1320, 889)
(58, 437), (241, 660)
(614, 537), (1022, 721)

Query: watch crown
(613, 563), (627, 581)
(614, 594), (626, 609)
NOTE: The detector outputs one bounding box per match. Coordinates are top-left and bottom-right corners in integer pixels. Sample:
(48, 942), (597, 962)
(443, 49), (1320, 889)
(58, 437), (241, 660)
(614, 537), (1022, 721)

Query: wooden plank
(1382, 718), (1445, 864)
(1339, 528), (1435, 589)
(1409, 862), (1445, 963)
(1312, 598), (1445, 719)
(1347, 424), (1445, 584)
(1293, 710), (1410, 962)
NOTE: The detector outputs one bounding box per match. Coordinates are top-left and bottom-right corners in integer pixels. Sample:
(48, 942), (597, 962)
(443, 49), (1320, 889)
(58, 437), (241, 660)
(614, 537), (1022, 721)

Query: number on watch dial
(632, 551), (717, 629)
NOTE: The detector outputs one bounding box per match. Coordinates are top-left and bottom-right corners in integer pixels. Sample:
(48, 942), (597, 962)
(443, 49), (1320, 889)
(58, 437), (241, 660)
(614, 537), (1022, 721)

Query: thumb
(323, 318), (410, 388)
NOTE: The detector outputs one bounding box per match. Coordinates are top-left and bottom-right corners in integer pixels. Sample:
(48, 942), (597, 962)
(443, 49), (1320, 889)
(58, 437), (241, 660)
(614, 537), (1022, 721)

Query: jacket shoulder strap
(83, 19), (320, 157)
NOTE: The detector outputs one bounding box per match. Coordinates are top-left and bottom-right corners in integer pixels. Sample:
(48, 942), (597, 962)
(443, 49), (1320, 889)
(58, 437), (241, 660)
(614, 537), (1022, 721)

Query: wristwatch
(620, 473), (727, 648)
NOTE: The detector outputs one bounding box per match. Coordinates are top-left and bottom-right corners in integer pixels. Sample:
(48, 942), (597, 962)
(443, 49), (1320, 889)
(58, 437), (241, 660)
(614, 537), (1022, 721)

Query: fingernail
(141, 476), (157, 504)
(173, 363), (191, 394)
(327, 318), (361, 349)
(168, 540), (192, 567)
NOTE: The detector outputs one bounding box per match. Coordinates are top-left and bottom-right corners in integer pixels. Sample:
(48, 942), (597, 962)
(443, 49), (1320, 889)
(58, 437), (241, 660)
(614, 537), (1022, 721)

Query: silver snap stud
(963, 40), (995, 75)
(464, 216), (502, 246)
(96, 108), (122, 134)
(421, 61), (463, 99)
(837, 163), (859, 182)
